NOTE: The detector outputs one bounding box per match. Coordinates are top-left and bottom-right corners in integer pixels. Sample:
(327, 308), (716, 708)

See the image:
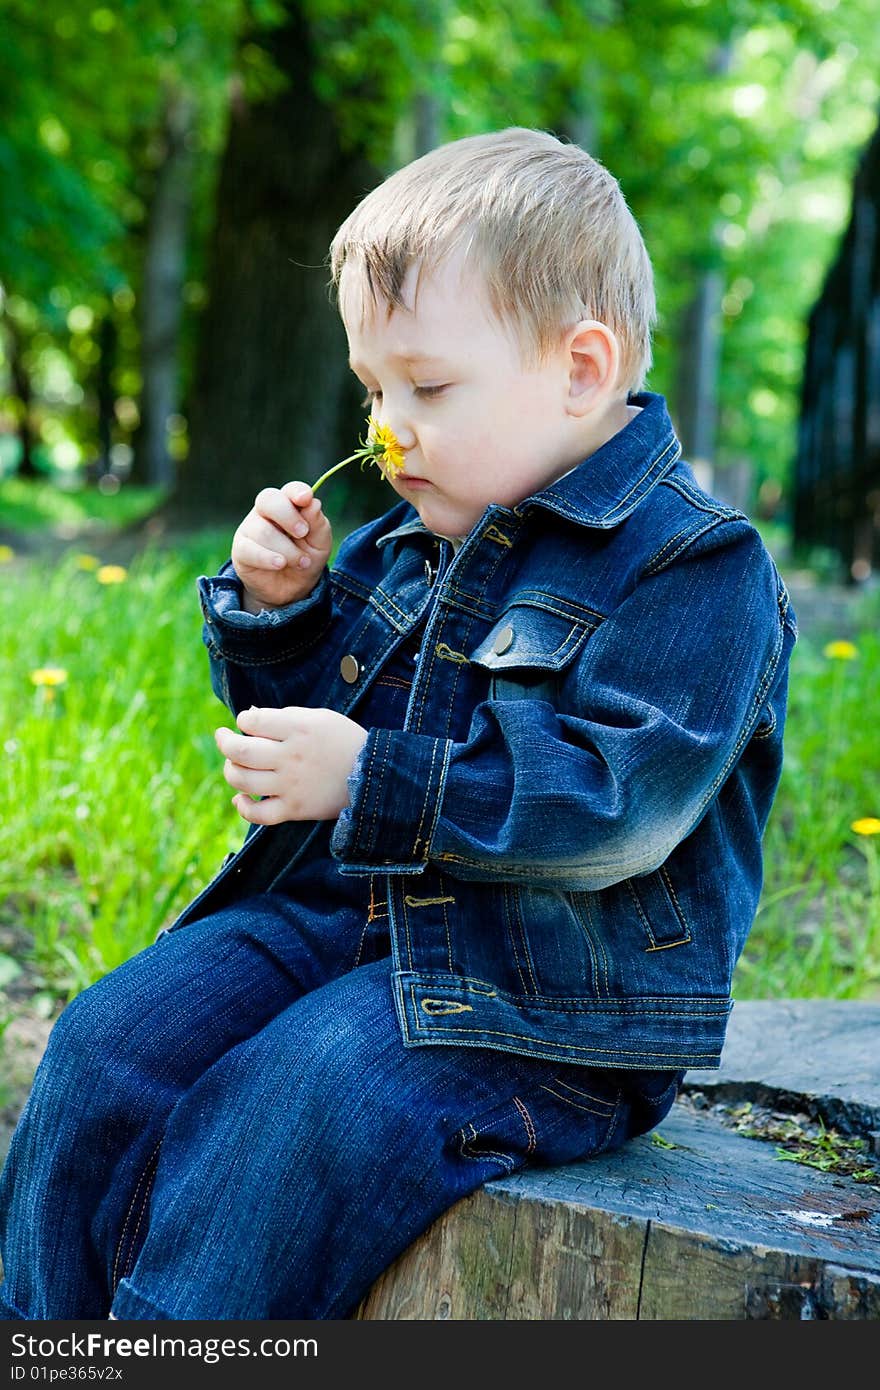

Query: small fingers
(222, 761), (277, 797)
(232, 534), (290, 573)
(280, 481), (317, 511)
(232, 793), (289, 826)
(215, 727), (278, 768)
(253, 487), (312, 544)
(235, 521), (315, 574)
(236, 706), (305, 740)
(280, 484), (327, 537)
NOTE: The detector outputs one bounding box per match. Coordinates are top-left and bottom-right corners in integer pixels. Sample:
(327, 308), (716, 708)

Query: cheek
(422, 418), (484, 468)
(444, 429), (501, 486)
(508, 376), (558, 426)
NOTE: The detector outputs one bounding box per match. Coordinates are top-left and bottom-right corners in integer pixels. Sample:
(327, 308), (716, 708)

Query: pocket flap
(469, 599), (593, 672)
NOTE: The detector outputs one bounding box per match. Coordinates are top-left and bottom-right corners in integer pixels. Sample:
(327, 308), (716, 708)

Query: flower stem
(311, 452), (363, 493)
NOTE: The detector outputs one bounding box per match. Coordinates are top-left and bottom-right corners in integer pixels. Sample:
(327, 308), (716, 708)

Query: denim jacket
(175, 391), (797, 1072)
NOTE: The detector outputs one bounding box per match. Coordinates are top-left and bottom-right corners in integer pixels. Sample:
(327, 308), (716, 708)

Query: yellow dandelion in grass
(30, 667), (69, 688)
(823, 640), (858, 661)
(311, 416), (406, 493)
(852, 818), (880, 837)
(74, 553), (101, 571)
(0, 544), (14, 564)
(96, 564), (128, 585)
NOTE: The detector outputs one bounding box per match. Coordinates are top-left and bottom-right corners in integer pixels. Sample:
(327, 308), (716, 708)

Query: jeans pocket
(619, 1068), (684, 1140)
(528, 1071), (625, 1163)
(452, 1068), (627, 1179)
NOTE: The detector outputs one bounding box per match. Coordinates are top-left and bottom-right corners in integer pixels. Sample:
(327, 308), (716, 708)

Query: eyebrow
(349, 351), (445, 374)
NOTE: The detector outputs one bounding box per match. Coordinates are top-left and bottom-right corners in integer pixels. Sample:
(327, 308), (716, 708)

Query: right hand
(231, 481), (333, 611)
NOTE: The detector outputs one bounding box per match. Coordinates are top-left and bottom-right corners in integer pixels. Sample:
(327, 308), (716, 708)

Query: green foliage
(1, 2), (880, 509)
(736, 592), (880, 999)
(292, 0), (880, 499)
(0, 0), (244, 308)
(0, 477), (164, 532)
(0, 538), (238, 997)
(701, 1097), (880, 1184)
(0, 0), (250, 479)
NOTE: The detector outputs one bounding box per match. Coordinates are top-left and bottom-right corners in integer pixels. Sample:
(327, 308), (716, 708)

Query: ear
(564, 320), (621, 416)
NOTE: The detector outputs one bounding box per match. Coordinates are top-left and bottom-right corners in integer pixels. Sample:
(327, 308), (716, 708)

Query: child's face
(343, 250), (582, 538)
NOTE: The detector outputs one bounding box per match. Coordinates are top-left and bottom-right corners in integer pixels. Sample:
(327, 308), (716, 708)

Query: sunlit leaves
(1, 0), (879, 498)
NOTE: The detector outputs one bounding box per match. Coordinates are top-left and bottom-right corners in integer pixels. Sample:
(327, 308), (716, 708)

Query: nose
(373, 395), (416, 453)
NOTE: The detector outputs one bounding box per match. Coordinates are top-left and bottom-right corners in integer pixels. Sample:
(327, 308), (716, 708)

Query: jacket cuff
(199, 563), (332, 663)
(331, 727), (453, 875)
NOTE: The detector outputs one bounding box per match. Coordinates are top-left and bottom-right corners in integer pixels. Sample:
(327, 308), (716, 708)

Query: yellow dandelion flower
(74, 553), (100, 571)
(851, 817), (880, 837)
(823, 640), (858, 660)
(366, 419), (406, 476)
(30, 667), (69, 687)
(0, 544), (14, 564)
(96, 564), (128, 585)
(311, 417), (406, 493)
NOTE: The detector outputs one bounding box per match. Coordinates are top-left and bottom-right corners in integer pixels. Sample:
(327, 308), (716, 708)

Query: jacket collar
(517, 391), (681, 529)
(376, 391), (681, 549)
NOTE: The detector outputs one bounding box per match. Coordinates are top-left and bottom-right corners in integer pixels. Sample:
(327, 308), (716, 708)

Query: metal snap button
(340, 653), (362, 683)
(492, 624), (514, 655)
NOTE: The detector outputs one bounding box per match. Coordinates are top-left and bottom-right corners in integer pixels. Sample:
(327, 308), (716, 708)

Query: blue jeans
(0, 893), (681, 1320)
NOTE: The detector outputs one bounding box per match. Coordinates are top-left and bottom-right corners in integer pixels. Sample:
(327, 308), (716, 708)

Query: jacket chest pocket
(468, 598), (594, 703)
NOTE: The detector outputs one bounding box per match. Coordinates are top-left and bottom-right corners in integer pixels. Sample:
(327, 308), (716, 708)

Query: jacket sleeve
(198, 562), (339, 716)
(197, 505), (406, 717)
(330, 520), (792, 891)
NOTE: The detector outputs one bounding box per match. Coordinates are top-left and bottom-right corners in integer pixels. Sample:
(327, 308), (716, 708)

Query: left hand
(215, 706), (369, 825)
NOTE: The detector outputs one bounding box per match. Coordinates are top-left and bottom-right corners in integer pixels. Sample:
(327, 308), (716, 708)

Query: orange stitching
(484, 525), (513, 547)
(373, 675), (412, 690)
(459, 1123), (515, 1169)
(512, 1095), (537, 1156)
(434, 642), (470, 664)
(550, 1077), (614, 1107)
(538, 1084), (611, 1116)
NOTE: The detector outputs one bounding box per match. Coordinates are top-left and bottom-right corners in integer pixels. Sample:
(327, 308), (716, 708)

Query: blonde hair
(330, 127), (656, 395)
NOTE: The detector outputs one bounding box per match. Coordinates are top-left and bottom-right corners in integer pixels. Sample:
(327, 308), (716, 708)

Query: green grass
(735, 593), (880, 999)
(0, 534), (239, 1001)
(1, 516), (879, 1009)
(0, 477), (166, 534)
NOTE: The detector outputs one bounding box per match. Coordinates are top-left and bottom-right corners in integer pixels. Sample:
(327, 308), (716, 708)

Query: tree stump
(357, 1001), (880, 1320)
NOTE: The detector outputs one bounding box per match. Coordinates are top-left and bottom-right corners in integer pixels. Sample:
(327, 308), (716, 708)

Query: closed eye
(360, 385), (447, 406)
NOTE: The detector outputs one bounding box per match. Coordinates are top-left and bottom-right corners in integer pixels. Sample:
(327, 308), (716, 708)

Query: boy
(0, 128), (796, 1320)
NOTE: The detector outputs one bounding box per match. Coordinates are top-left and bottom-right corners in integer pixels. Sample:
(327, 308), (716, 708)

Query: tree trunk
(674, 264), (724, 467)
(132, 83), (195, 489)
(173, 5), (381, 521)
(95, 315), (118, 478)
(413, 90), (442, 158)
(4, 315), (37, 479)
(671, 44), (734, 493)
(794, 106), (880, 583)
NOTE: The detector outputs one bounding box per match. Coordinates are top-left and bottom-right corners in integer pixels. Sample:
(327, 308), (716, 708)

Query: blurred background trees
(793, 112), (880, 583)
(1, 0), (878, 547)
